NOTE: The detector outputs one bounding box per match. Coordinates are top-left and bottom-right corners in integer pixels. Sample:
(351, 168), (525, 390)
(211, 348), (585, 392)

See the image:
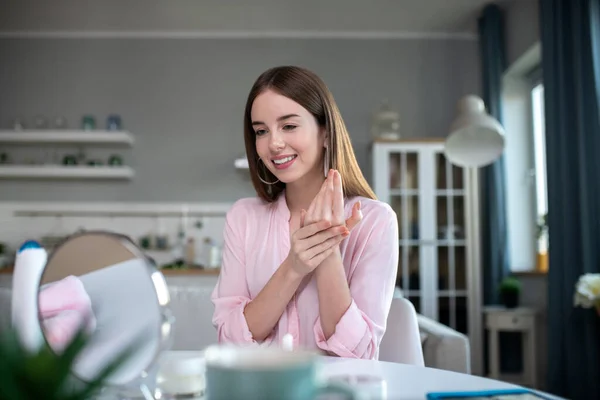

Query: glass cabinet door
(389, 151), (421, 313)
(435, 152), (468, 334)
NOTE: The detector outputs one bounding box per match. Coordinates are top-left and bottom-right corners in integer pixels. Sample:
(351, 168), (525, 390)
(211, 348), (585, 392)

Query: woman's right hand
(287, 218), (349, 277)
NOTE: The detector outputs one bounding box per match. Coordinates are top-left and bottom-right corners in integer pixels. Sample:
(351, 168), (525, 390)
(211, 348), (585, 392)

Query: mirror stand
(138, 384), (156, 400)
(96, 383), (157, 400)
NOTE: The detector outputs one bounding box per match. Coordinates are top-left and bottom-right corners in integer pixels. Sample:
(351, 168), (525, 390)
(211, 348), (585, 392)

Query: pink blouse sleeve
(211, 201), (275, 346)
(39, 275), (97, 352)
(314, 203), (399, 359)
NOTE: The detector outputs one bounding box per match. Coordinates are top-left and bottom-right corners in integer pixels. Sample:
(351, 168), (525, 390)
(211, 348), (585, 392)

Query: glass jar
(81, 115), (96, 131)
(371, 101), (401, 140)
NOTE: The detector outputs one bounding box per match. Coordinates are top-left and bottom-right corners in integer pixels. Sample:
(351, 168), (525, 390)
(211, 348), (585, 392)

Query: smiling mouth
(272, 155), (297, 165)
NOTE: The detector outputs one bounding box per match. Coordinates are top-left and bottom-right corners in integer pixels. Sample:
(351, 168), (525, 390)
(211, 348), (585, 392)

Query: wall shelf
(0, 130), (134, 146)
(8, 202), (230, 218)
(0, 165), (134, 180)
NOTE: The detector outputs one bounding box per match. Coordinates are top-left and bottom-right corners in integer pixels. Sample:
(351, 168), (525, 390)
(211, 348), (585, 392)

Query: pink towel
(38, 275), (97, 352)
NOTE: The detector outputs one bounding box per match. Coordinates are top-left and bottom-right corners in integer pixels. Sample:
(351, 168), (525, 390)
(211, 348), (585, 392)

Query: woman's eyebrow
(252, 113), (301, 126)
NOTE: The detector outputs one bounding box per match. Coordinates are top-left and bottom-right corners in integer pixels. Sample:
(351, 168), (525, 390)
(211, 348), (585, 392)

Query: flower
(573, 273), (600, 309)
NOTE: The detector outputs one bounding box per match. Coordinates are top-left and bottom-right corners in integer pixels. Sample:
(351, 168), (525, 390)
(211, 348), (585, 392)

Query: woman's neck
(284, 169), (325, 215)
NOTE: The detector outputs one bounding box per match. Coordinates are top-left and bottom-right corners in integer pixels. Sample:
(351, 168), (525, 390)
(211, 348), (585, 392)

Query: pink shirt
(211, 192), (399, 359)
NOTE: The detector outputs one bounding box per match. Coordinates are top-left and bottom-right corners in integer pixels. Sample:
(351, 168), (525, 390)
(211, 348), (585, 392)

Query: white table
(319, 356), (550, 399)
(100, 351), (560, 399)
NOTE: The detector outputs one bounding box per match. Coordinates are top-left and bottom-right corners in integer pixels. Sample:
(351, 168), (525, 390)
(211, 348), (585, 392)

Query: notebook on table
(426, 388), (554, 400)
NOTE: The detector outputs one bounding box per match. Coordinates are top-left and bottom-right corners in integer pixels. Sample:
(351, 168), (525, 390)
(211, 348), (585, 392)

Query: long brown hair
(243, 66), (376, 203)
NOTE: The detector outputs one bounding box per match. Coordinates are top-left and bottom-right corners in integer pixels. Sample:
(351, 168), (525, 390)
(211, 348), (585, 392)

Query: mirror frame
(34, 229), (175, 389)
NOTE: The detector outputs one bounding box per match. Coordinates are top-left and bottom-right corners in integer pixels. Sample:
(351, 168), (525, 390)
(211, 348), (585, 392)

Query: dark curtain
(478, 4), (511, 307)
(478, 3), (514, 376)
(540, 0), (600, 398)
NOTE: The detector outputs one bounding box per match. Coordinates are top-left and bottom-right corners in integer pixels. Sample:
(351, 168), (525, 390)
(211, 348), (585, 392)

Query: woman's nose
(269, 130), (285, 151)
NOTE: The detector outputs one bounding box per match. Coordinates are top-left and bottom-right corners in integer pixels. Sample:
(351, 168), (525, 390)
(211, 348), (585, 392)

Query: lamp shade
(444, 95), (505, 168)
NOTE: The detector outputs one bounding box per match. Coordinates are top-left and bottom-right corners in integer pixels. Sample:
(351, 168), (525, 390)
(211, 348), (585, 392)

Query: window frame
(528, 70), (548, 252)
(501, 64), (542, 272)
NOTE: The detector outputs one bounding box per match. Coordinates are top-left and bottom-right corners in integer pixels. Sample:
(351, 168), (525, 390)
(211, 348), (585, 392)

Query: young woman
(211, 66), (399, 360)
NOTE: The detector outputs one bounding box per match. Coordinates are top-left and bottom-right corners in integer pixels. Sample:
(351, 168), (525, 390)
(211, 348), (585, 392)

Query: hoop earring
(323, 146), (330, 177)
(257, 158), (280, 185)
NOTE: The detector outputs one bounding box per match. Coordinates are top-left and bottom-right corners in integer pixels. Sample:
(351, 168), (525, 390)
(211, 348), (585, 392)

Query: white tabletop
(318, 356), (545, 399)
(102, 351), (560, 400)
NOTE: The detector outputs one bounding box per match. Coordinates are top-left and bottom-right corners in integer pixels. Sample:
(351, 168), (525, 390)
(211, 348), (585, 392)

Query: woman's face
(251, 89), (325, 185)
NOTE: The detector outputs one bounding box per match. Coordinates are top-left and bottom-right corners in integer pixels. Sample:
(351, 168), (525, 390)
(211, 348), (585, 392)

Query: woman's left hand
(302, 169), (362, 232)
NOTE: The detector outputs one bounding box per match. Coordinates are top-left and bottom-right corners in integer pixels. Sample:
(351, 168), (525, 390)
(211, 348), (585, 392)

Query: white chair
(379, 297), (425, 366)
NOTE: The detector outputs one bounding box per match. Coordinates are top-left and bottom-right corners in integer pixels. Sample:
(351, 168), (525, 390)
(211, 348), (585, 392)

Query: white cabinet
(372, 139), (483, 374)
(484, 307), (538, 387)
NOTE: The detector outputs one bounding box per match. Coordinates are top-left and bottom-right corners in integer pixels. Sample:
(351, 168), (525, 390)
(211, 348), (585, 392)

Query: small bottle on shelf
(203, 237), (220, 269)
(185, 237), (195, 267)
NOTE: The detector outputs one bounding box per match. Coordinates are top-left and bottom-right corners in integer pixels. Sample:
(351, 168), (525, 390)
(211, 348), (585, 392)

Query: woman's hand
(287, 219), (349, 277)
(303, 169), (363, 231)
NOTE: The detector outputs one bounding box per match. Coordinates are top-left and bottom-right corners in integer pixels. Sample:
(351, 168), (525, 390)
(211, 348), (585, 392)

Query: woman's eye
(255, 129), (267, 136)
(283, 125), (297, 131)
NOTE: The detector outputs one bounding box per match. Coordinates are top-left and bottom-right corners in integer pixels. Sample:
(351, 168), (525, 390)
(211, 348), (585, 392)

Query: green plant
(499, 276), (522, 294)
(0, 326), (137, 400)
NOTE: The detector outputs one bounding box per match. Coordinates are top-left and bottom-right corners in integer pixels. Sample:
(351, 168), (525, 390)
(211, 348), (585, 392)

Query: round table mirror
(35, 230), (173, 398)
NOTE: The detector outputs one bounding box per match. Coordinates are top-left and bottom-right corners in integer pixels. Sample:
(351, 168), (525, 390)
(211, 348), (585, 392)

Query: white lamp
(443, 95), (506, 376)
(444, 95), (505, 168)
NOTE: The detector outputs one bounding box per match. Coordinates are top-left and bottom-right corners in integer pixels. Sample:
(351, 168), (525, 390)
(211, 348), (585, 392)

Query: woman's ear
(321, 128), (329, 148)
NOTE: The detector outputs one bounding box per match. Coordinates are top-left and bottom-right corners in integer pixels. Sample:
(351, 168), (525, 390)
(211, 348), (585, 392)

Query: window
(531, 82), (548, 253)
(531, 82), (547, 220)
(502, 66), (546, 272)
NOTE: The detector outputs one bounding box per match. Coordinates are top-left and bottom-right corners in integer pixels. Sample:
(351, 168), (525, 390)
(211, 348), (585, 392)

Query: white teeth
(273, 155), (296, 165)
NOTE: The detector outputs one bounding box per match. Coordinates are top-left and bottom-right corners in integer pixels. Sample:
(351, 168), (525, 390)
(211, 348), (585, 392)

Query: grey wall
(502, 0), (540, 67)
(0, 38), (480, 202)
(0, 0), (481, 36)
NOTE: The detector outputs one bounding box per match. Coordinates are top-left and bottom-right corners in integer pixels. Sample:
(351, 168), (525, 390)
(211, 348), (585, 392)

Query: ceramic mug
(203, 345), (358, 400)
